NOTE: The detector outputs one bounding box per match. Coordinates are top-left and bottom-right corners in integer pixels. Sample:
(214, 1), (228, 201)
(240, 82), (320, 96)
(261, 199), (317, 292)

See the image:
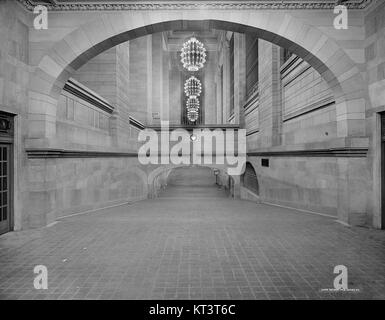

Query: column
(258, 39), (282, 148)
(233, 33), (246, 128)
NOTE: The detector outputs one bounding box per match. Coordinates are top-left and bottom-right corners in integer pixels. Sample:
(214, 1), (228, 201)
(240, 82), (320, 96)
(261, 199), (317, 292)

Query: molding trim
(283, 98), (335, 122)
(146, 124), (240, 131)
(248, 147), (368, 158)
(280, 55), (301, 76)
(26, 149), (138, 159)
(63, 78), (114, 114)
(26, 146), (368, 159)
(246, 129), (260, 136)
(129, 116), (145, 130)
(17, 0), (377, 11)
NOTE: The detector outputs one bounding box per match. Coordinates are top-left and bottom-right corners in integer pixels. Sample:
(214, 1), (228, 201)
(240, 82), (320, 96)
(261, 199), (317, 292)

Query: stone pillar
(151, 33), (163, 125)
(258, 39), (282, 148)
(27, 90), (58, 148)
(231, 175), (241, 199)
(161, 34), (170, 122)
(129, 37), (150, 124)
(223, 40), (231, 124)
(169, 64), (182, 125)
(335, 97), (366, 137)
(233, 33), (246, 128)
(109, 109), (129, 149)
(215, 65), (223, 125)
(203, 53), (217, 124)
(337, 158), (369, 226)
(146, 35), (153, 124)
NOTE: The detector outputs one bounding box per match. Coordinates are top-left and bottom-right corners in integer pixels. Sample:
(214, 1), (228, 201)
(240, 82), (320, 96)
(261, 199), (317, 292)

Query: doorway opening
(381, 113), (385, 230)
(0, 112), (14, 235)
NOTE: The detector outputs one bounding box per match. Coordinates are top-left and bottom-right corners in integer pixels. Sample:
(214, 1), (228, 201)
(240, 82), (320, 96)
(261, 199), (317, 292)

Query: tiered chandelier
(184, 76), (202, 99)
(181, 36), (206, 123)
(186, 97), (200, 122)
(186, 97), (200, 111)
(187, 109), (199, 122)
(180, 37), (207, 72)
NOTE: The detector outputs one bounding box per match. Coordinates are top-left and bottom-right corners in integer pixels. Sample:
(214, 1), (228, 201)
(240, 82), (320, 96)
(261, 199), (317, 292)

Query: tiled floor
(1, 185), (385, 300)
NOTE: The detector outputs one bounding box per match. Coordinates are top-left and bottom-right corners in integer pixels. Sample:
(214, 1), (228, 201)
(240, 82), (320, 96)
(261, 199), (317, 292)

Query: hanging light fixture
(186, 97), (200, 110)
(184, 76), (202, 98)
(187, 109), (199, 122)
(180, 37), (207, 72)
(186, 97), (200, 123)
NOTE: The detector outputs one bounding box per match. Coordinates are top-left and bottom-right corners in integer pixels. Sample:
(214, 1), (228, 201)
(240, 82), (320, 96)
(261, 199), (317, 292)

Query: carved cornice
(17, 0), (377, 11)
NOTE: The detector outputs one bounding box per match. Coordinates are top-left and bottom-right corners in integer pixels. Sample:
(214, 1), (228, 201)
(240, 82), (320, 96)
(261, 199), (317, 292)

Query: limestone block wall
(254, 39), (281, 149)
(167, 166), (216, 186)
(73, 42), (133, 149)
(169, 62), (182, 125)
(246, 156), (368, 223)
(74, 47), (118, 105)
(283, 105), (337, 145)
(128, 36), (150, 124)
(25, 157), (147, 227)
(365, 1), (385, 228)
(243, 37), (369, 225)
(281, 56), (336, 145)
(57, 89), (112, 150)
(203, 54), (218, 124)
(245, 92), (260, 151)
(0, 1), (31, 231)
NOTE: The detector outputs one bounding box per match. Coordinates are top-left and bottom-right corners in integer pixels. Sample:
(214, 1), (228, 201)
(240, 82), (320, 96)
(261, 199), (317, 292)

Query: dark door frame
(381, 113), (385, 230)
(0, 112), (14, 235)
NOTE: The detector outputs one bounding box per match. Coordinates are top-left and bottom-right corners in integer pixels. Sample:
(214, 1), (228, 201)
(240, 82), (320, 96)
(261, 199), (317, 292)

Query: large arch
(28, 11), (366, 149)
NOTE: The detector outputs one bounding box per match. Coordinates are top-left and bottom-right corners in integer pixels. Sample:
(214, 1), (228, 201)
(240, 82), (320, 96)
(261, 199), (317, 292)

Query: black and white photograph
(0, 0), (385, 308)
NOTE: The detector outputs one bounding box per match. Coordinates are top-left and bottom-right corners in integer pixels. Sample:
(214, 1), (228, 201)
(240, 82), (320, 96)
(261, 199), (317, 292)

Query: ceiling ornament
(17, 1), (376, 12)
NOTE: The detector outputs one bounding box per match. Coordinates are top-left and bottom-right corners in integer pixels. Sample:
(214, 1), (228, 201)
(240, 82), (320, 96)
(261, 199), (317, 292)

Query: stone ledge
(26, 148), (138, 159)
(146, 124), (240, 131)
(129, 116), (145, 130)
(248, 147), (368, 158)
(63, 78), (114, 114)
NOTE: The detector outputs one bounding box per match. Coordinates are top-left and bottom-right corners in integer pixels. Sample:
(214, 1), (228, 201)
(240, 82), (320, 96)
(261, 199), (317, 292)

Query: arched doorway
(242, 162), (259, 196)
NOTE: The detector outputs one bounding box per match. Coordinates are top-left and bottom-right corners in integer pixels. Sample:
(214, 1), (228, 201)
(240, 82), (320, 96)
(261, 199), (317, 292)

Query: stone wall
(57, 89), (112, 150)
(246, 156), (368, 223)
(254, 39), (281, 149)
(365, 1), (385, 228)
(243, 38), (369, 225)
(167, 166), (216, 186)
(128, 36), (150, 124)
(25, 157), (148, 227)
(281, 56), (337, 145)
(73, 42), (134, 149)
(0, 1), (31, 231)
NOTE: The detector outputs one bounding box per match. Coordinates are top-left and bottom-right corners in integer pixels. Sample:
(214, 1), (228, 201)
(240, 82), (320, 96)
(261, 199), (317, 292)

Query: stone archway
(241, 162), (260, 196)
(28, 12), (366, 149)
